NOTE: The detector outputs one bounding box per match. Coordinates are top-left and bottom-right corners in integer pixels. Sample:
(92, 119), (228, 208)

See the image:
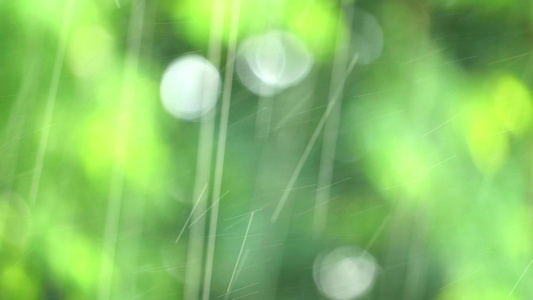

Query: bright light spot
(350, 10), (383, 65)
(492, 74), (532, 135)
(313, 247), (378, 300)
(160, 55), (221, 120)
(68, 25), (114, 78)
(465, 100), (509, 175)
(236, 31), (313, 96)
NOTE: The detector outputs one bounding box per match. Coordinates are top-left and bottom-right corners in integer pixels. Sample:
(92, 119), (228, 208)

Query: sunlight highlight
(236, 31), (313, 96)
(313, 247), (378, 300)
(160, 55), (221, 120)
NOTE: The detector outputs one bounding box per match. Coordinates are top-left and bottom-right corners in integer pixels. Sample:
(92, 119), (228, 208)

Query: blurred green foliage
(2, 0), (533, 299)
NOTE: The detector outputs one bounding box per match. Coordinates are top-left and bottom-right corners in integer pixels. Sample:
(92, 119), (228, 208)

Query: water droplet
(313, 247), (378, 300)
(236, 31), (313, 96)
(160, 55), (221, 120)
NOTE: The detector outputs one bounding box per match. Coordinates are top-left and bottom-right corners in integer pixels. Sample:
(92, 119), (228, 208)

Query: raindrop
(313, 247), (378, 300)
(236, 30), (313, 96)
(160, 55), (221, 120)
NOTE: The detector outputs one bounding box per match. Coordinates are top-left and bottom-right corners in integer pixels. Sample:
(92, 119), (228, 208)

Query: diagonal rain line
(218, 282), (257, 298)
(313, 0), (354, 234)
(506, 257), (533, 300)
(188, 190), (230, 228)
(270, 53), (360, 223)
(175, 184), (208, 244)
(420, 113), (460, 138)
(225, 211), (255, 299)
